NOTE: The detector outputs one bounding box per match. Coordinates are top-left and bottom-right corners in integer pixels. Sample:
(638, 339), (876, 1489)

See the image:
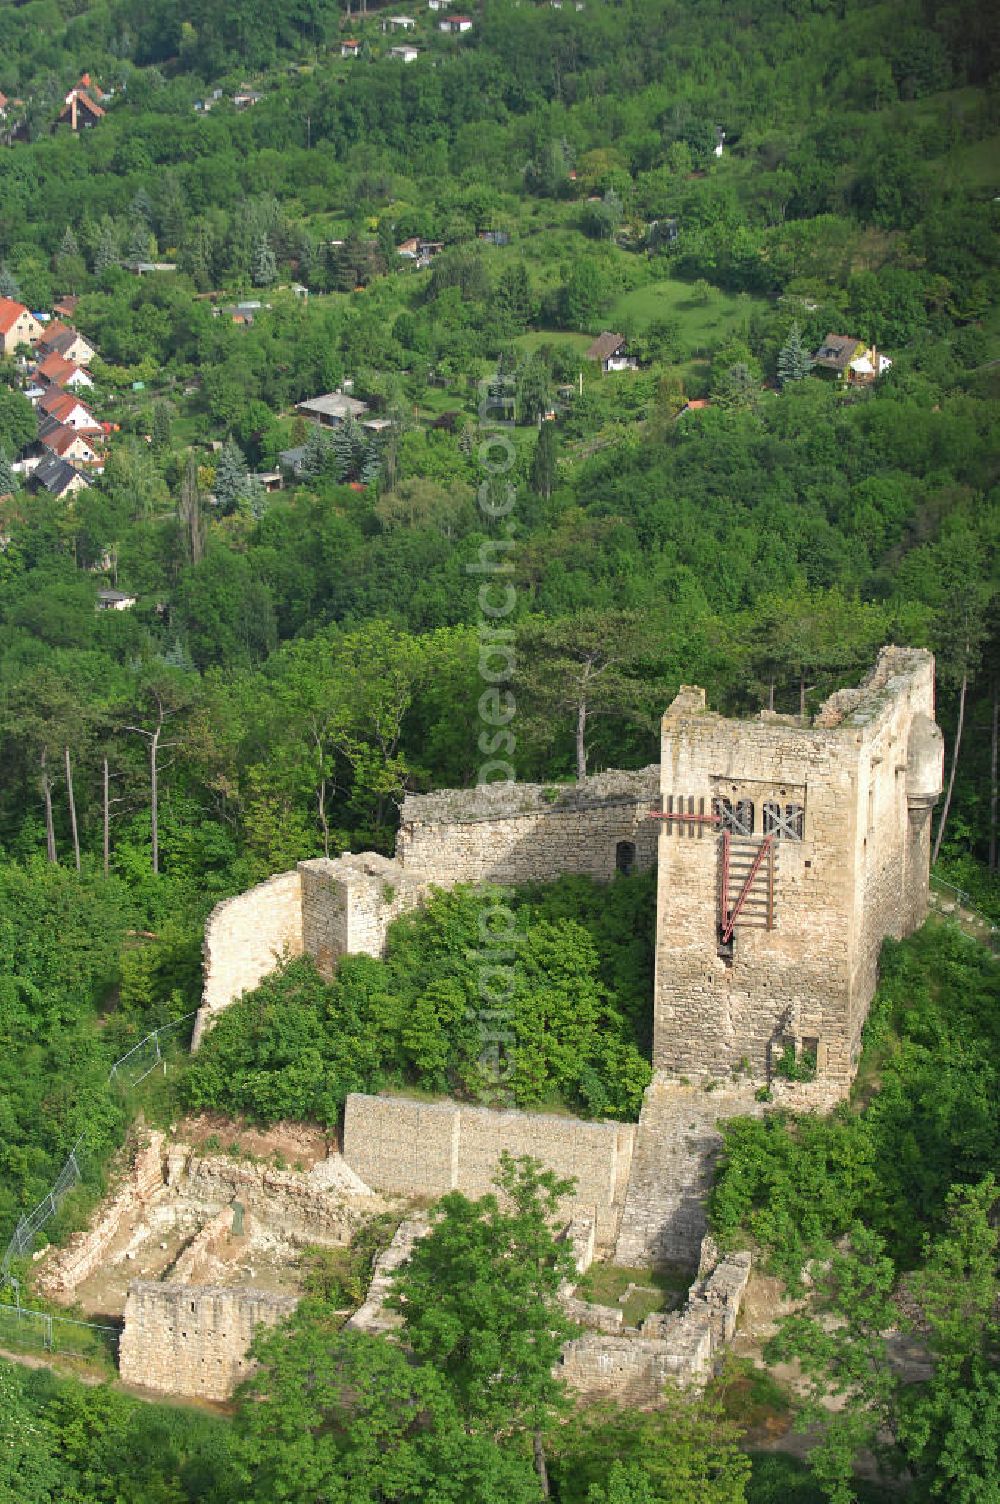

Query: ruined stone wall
(558, 1244), (752, 1403)
(193, 871), (304, 1049)
(614, 1077), (765, 1268)
(343, 1094), (635, 1248)
(653, 649), (940, 1089)
(397, 766), (660, 886)
(180, 1151), (381, 1247)
(299, 853), (425, 980)
(37, 1133), (166, 1298)
(119, 1282), (297, 1401)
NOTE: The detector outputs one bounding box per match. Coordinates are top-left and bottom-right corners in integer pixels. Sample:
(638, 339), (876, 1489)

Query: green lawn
(577, 1262), (691, 1327)
(938, 132), (1000, 191)
(608, 278), (767, 353)
(515, 330), (594, 354)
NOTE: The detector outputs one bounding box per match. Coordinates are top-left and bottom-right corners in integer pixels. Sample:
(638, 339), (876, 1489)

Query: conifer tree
(0, 264), (19, 300)
(360, 433), (383, 486)
(333, 418), (362, 481)
(126, 221), (154, 264)
(243, 473), (267, 519)
(252, 233), (277, 287)
(301, 423), (333, 479)
(59, 226), (80, 259)
(0, 448), (16, 497)
(93, 223), (119, 275)
(151, 402), (172, 452)
(213, 438), (248, 513)
(530, 420), (558, 500)
(777, 322), (813, 387)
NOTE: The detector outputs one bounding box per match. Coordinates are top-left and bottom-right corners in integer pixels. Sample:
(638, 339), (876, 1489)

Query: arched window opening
(615, 840), (636, 876)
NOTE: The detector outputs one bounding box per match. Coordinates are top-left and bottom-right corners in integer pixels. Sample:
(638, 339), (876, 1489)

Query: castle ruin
(109, 648), (943, 1400)
(194, 645), (943, 1095)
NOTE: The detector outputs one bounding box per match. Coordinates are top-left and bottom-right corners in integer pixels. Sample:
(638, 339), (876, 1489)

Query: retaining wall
(343, 1093), (635, 1249)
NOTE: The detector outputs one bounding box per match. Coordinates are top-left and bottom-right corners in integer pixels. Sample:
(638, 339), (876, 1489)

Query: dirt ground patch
(172, 1113), (334, 1166)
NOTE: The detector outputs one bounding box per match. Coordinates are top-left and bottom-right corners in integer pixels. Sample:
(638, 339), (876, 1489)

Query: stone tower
(652, 647), (943, 1093)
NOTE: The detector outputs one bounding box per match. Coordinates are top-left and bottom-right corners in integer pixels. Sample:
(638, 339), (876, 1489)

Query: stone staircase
(614, 1075), (762, 1268)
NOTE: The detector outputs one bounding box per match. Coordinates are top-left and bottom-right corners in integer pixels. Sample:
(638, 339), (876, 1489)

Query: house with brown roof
(38, 324), (96, 366)
(439, 14), (473, 30)
(38, 421), (100, 467)
(0, 298), (44, 356)
(35, 351), (94, 390)
(812, 332), (892, 385)
(37, 389), (101, 432)
(584, 331), (637, 373)
(57, 79), (105, 130)
(342, 39), (362, 56)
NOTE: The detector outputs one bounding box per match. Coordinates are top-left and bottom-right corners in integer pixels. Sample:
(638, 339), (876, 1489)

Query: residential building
(97, 589), (137, 611)
(34, 351), (94, 390)
(439, 15), (473, 30)
(57, 77), (105, 130)
(812, 333), (892, 385)
(584, 331), (638, 373)
(27, 453), (91, 499)
(296, 390), (370, 426)
(36, 389), (101, 432)
(342, 39), (361, 56)
(38, 324), (96, 366)
(0, 298), (44, 355)
(389, 45), (420, 61)
(38, 421), (100, 467)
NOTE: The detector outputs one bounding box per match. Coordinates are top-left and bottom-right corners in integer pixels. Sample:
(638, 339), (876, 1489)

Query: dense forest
(0, 0), (998, 1498)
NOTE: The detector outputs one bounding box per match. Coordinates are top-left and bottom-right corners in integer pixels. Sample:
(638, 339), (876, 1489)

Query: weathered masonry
(343, 1094), (635, 1250)
(653, 646), (942, 1087)
(193, 766), (659, 1047)
(120, 1282), (297, 1401)
(196, 647), (941, 1099)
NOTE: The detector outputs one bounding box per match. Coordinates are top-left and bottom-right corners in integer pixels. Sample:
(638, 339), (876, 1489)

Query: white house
(386, 14), (417, 29)
(97, 589), (137, 611)
(439, 15), (473, 30)
(584, 331), (638, 374)
(389, 44), (420, 61)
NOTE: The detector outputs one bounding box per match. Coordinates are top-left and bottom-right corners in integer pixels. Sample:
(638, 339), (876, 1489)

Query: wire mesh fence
(1, 1011), (196, 1281)
(0, 1299), (120, 1364)
(929, 874), (1000, 953)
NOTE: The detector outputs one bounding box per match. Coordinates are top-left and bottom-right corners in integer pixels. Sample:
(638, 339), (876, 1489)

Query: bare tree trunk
(103, 756), (110, 878)
(318, 779), (330, 858)
(533, 1432), (550, 1499)
(768, 680), (775, 713)
(990, 679), (998, 875)
(41, 747), (57, 863)
(799, 674), (806, 719)
(150, 721), (160, 876)
(576, 697), (587, 781)
(64, 746), (80, 872)
(932, 666), (968, 867)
